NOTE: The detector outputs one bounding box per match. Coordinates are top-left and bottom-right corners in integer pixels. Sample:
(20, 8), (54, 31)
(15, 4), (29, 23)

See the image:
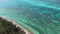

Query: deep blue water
(0, 0), (60, 34)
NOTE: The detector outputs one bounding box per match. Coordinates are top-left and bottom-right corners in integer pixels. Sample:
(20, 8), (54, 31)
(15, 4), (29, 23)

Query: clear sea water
(0, 0), (60, 34)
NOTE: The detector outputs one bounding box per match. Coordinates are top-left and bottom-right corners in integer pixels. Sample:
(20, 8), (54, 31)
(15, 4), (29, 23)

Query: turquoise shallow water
(0, 0), (60, 34)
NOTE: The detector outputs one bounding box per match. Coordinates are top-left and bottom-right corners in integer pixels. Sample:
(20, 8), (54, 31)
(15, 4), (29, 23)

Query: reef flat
(0, 0), (60, 34)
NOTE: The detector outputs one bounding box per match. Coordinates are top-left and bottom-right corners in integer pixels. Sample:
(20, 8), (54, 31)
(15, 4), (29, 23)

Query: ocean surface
(0, 0), (60, 34)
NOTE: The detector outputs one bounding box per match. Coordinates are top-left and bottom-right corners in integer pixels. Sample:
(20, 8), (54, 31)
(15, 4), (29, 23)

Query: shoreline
(0, 17), (32, 34)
